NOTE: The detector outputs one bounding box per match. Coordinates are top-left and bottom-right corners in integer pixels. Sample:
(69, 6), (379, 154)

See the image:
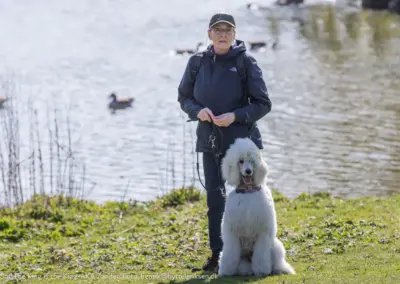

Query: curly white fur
(218, 138), (295, 277)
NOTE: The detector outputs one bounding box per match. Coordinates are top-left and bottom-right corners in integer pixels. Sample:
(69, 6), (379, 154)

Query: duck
(173, 42), (204, 55)
(108, 93), (134, 110)
(0, 97), (7, 108)
(246, 3), (270, 10)
(248, 40), (278, 51)
(248, 40), (268, 51)
(275, 0), (304, 6)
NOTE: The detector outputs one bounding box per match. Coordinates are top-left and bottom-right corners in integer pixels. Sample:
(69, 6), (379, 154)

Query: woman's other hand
(213, 112), (235, 127)
(197, 108), (214, 122)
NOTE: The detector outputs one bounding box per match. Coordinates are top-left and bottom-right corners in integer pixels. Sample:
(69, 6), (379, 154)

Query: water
(0, 0), (399, 203)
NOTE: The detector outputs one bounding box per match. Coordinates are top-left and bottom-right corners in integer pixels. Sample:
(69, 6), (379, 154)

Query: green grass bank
(0, 187), (399, 283)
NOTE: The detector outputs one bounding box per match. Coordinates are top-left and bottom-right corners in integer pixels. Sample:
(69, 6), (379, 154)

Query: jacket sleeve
(177, 56), (204, 120)
(233, 55), (272, 124)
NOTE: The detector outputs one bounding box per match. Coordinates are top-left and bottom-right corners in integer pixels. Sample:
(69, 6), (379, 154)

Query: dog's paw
(253, 271), (272, 277)
(218, 271), (233, 278)
(237, 270), (253, 276)
(252, 263), (272, 277)
(218, 267), (237, 277)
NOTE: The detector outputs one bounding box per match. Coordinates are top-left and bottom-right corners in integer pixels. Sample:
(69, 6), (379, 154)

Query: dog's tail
(271, 238), (296, 275)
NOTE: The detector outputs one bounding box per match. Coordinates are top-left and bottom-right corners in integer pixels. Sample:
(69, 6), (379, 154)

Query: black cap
(209, 13), (236, 28)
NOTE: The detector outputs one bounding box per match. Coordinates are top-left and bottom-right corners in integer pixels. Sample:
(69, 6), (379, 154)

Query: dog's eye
(239, 159), (244, 164)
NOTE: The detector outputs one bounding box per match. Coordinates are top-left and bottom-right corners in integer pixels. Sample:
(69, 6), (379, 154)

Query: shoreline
(0, 187), (399, 283)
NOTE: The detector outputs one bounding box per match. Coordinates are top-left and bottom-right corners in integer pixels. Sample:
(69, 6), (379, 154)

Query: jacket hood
(205, 39), (247, 58)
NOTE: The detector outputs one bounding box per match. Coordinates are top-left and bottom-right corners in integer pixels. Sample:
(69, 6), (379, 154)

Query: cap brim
(209, 20), (235, 28)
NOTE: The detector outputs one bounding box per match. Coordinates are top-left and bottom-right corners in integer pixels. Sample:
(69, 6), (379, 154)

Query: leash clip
(209, 135), (216, 149)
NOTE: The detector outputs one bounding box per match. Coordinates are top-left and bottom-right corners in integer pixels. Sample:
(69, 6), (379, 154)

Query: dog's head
(221, 138), (269, 187)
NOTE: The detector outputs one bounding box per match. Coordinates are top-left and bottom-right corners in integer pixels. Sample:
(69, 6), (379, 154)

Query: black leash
(188, 119), (224, 192)
(209, 123), (225, 194)
(195, 151), (206, 190)
(187, 119), (255, 195)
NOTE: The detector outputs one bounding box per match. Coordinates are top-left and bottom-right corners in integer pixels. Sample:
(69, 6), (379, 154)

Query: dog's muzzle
(242, 170), (253, 185)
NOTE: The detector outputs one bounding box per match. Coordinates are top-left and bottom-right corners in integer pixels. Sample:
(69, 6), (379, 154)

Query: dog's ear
(221, 154), (241, 187)
(253, 156), (268, 186)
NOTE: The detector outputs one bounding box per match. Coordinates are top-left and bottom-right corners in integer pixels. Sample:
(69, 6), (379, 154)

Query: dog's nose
(245, 169), (252, 175)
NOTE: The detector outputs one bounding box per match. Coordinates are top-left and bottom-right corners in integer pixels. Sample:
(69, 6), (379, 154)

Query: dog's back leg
(271, 238), (296, 275)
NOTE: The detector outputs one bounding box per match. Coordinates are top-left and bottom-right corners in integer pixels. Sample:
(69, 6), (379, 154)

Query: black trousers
(202, 152), (226, 253)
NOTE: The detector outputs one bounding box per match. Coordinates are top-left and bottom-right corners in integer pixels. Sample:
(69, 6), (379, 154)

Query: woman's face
(208, 23), (235, 54)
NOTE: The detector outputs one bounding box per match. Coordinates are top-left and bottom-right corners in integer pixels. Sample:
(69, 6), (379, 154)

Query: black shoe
(192, 251), (220, 273)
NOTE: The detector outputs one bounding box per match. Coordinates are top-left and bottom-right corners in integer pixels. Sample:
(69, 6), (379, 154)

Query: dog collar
(235, 185), (261, 194)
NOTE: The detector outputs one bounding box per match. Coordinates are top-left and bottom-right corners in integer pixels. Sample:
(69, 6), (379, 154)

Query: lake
(0, 0), (399, 204)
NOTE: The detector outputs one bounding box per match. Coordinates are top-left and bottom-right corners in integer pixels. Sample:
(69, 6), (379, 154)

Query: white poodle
(218, 138), (295, 277)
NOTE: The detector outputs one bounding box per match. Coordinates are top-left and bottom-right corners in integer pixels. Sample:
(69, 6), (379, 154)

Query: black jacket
(178, 40), (272, 153)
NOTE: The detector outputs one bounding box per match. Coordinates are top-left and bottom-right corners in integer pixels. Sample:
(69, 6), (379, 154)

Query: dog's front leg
(218, 234), (241, 277)
(251, 233), (272, 276)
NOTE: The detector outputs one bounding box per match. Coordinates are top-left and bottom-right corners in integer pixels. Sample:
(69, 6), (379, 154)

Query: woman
(177, 12), (272, 272)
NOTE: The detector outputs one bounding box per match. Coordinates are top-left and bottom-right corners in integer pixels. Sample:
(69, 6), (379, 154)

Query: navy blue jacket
(177, 40), (272, 153)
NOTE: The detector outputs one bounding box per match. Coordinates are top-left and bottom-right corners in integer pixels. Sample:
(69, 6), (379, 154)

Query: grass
(0, 187), (399, 283)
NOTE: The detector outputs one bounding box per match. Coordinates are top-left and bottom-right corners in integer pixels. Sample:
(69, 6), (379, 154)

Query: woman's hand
(197, 108), (214, 122)
(213, 112), (235, 127)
